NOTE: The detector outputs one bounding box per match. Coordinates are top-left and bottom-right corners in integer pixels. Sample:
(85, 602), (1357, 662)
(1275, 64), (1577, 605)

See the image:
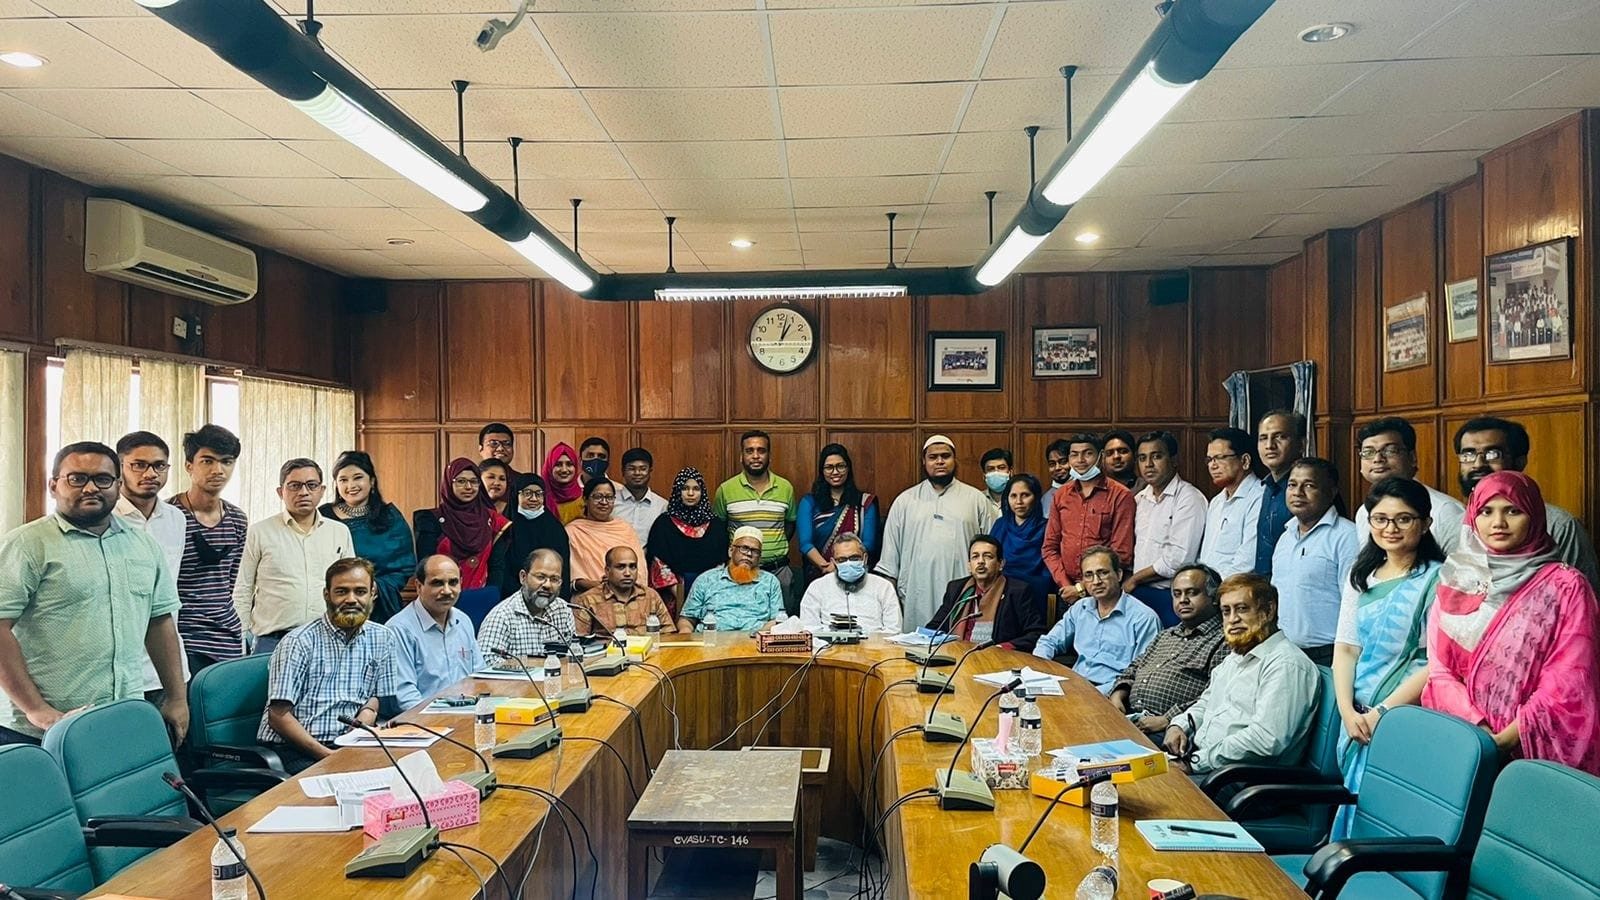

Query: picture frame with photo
(1383, 294), (1429, 372)
(1486, 237), (1572, 364)
(928, 331), (1005, 391)
(1031, 325), (1100, 378)
(1446, 277), (1479, 343)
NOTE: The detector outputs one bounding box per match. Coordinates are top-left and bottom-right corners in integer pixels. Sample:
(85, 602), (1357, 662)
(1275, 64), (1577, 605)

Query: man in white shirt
(234, 458), (352, 657)
(798, 532), (901, 634)
(1198, 427), (1263, 579)
(876, 436), (996, 627)
(1123, 431), (1208, 627)
(1353, 417), (1464, 553)
(614, 447), (667, 549)
(1163, 573), (1318, 775)
(113, 432), (191, 696)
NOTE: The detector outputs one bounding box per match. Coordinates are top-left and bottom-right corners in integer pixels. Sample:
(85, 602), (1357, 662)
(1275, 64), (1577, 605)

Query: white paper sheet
(300, 766), (397, 798)
(246, 806), (359, 833)
(973, 666), (1067, 695)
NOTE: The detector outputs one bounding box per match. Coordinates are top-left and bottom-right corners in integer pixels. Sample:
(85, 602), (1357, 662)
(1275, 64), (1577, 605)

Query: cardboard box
(625, 633), (655, 659)
(494, 696), (555, 725)
(970, 738), (1033, 790)
(1029, 745), (1168, 806)
(362, 780), (480, 838)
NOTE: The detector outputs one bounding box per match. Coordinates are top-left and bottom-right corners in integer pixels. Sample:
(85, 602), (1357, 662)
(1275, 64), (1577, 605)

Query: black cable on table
(439, 844), (486, 897)
(563, 734), (641, 800)
(440, 841), (515, 899)
(595, 694), (653, 781)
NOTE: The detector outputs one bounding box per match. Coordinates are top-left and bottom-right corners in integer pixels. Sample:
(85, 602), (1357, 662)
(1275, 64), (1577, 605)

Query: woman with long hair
(478, 458), (513, 519)
(412, 458), (512, 591)
(321, 450), (415, 623)
(988, 473), (1052, 599)
(796, 443), (879, 581)
(646, 467), (730, 614)
(565, 477), (646, 594)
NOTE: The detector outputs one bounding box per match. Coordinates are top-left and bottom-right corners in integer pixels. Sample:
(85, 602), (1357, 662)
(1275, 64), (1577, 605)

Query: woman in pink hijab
(1424, 470), (1600, 773)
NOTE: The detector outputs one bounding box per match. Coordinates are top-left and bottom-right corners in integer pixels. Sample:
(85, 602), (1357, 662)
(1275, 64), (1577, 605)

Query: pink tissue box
(362, 779), (480, 838)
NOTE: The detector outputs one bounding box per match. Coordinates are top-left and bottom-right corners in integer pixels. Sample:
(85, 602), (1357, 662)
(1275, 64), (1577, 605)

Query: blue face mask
(836, 560), (867, 583)
(1069, 465), (1102, 482)
(984, 472), (1010, 493)
(517, 506), (544, 520)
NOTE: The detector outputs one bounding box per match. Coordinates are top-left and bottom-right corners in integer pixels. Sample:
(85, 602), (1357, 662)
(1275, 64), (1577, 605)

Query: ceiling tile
(1216, 0), (1460, 68)
(0, 92), (93, 137)
(469, 141), (635, 181)
(1093, 253), (1204, 272)
(192, 90), (334, 141)
(1291, 184), (1438, 219)
(204, 205), (321, 233)
(1420, 109), (1579, 153)
(942, 130), (1057, 175)
(1019, 249), (1115, 273)
(1503, 55), (1600, 109)
(1064, 195), (1187, 222)
(117, 139), (335, 178)
(0, 136), (181, 177)
(791, 174), (932, 208)
(388, 88), (607, 144)
(960, 77), (1109, 134)
(538, 12), (767, 87)
(1166, 189), (1327, 219)
(1224, 234), (1315, 255)
(1258, 112), (1475, 158)
(317, 14), (568, 89)
(410, 265), (523, 279)
(1404, 0), (1600, 59)
(981, 2), (1148, 80)
(770, 6), (995, 86)
(1091, 162), (1238, 198)
(282, 140), (407, 181)
(1349, 151), (1480, 188)
(517, 177), (657, 209)
(0, 1), (50, 15)
(1167, 63), (1382, 123)
(794, 206), (915, 233)
(1042, 218), (1157, 251)
(1202, 157), (1392, 192)
(1142, 215), (1275, 247)
(268, 206), (429, 231)
(618, 141), (786, 180)
(679, 230), (800, 254)
(584, 88), (775, 141)
(349, 178), (460, 208)
(10, 88), (261, 138)
(1121, 118), (1299, 167)
(1321, 56), (1578, 116)
(73, 17), (260, 90)
(786, 135), (946, 178)
(112, 175), (257, 209)
(904, 227), (987, 255)
(644, 178), (790, 209)
(530, 207), (668, 234)
(405, 206), (494, 232)
(779, 83), (965, 138)
(0, 19), (169, 88)
(204, 178), (387, 208)
(928, 170), (1029, 206)
(663, 208), (796, 232)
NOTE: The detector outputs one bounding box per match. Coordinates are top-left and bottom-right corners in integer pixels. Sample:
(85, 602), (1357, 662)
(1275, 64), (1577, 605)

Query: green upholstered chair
(186, 652), (285, 774)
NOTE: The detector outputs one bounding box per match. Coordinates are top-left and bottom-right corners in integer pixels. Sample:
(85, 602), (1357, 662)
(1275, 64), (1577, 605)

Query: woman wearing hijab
(796, 444), (879, 581)
(1423, 470), (1600, 774)
(479, 458), (513, 519)
(412, 457), (512, 591)
(494, 472), (571, 600)
(988, 473), (1052, 599)
(565, 477), (646, 593)
(542, 442), (584, 524)
(321, 450), (415, 623)
(647, 467), (730, 614)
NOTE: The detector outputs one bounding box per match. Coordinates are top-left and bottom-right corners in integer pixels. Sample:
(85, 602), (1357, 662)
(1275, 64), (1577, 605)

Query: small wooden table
(743, 745), (831, 870)
(628, 749), (803, 900)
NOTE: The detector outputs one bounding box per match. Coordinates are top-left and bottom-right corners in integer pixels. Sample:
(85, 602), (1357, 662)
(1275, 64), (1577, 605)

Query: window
(41, 357), (139, 500)
(207, 374), (241, 505)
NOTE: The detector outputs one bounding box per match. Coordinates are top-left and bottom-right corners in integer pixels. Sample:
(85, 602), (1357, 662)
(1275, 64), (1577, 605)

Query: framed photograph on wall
(928, 331), (1004, 391)
(1487, 237), (1572, 363)
(1446, 277), (1480, 342)
(1383, 294), (1429, 372)
(1031, 325), (1100, 378)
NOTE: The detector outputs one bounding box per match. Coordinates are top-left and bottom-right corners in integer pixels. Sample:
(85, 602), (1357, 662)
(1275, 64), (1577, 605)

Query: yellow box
(493, 696), (555, 726)
(625, 634), (655, 659)
(1028, 750), (1168, 806)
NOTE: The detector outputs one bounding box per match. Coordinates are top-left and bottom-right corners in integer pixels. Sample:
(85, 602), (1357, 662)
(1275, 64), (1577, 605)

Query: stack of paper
(247, 806), (359, 834)
(1136, 819), (1263, 852)
(887, 631), (937, 647)
(301, 766), (398, 798)
(332, 724), (449, 749)
(973, 666), (1067, 696)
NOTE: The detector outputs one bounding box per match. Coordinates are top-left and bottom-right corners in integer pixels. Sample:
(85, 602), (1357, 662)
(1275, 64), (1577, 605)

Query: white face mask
(517, 506), (544, 520)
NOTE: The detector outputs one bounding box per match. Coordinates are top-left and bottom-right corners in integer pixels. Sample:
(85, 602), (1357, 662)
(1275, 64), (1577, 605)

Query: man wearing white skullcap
(875, 435), (998, 627)
(676, 525), (783, 632)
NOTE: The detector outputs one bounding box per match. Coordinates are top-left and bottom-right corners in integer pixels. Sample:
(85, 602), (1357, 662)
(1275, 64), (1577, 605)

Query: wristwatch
(1373, 703), (1390, 717)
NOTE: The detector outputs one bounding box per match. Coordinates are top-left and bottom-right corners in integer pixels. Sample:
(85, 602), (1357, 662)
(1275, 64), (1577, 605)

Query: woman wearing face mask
(988, 473), (1052, 599)
(479, 458), (512, 519)
(412, 458), (512, 591)
(796, 444), (880, 582)
(494, 472), (571, 600)
(542, 442), (584, 524)
(565, 478), (646, 594)
(320, 450), (415, 623)
(1423, 471), (1600, 774)
(646, 467), (730, 614)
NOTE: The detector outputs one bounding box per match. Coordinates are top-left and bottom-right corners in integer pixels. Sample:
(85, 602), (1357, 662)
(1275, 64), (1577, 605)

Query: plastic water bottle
(1073, 862), (1117, 900)
(1090, 780), (1119, 855)
(542, 652), (562, 684)
(1015, 690), (1042, 759)
(646, 611), (662, 633)
(473, 692), (496, 753)
(702, 607), (718, 632)
(563, 642), (587, 693)
(211, 827), (247, 900)
(996, 679), (1022, 749)
(614, 625), (629, 646)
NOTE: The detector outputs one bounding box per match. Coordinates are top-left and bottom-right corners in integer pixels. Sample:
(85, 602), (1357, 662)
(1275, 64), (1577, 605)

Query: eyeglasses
(822, 463), (849, 474)
(1204, 453), (1239, 464)
(1370, 513), (1421, 529)
(518, 488), (543, 500)
(484, 439), (513, 450)
(731, 545), (761, 557)
(1457, 448), (1506, 464)
(589, 494), (616, 503)
(833, 553), (866, 563)
(60, 473), (116, 490)
(126, 460), (170, 474)
(451, 477), (480, 489)
(1082, 569), (1116, 582)
(1358, 446), (1409, 461)
(284, 480), (323, 494)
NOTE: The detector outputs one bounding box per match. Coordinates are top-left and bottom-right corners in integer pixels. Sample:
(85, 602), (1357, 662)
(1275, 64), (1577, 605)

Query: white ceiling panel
(0, 19), (168, 88)
(1121, 118), (1299, 168)
(618, 141), (786, 180)
(1504, 55), (1600, 110)
(1257, 112), (1474, 159)
(205, 205), (321, 233)
(779, 83), (966, 138)
(1091, 162), (1239, 198)
(0, 2), (51, 16)
(1065, 195), (1187, 222)
(644, 178), (791, 210)
(1167, 63), (1381, 123)
(1321, 56), (1579, 117)
(1350, 151), (1480, 190)
(469, 141), (635, 181)
(791, 174), (931, 208)
(960, 77), (1108, 133)
(1042, 218), (1158, 251)
(317, 14), (568, 89)
(981, 2), (1148, 80)
(193, 90), (337, 141)
(1216, 0), (1461, 68)
(785, 135), (946, 178)
(1202, 157), (1392, 193)
(664, 208), (796, 232)
(9, 88), (261, 138)
(537, 12), (767, 88)
(204, 178), (387, 208)
(1, 136), (180, 177)
(1166, 189), (1327, 220)
(119, 139), (335, 179)
(1421, 109), (1582, 154)
(0, 91), (91, 137)
(769, 6), (995, 86)
(387, 88), (607, 144)
(679, 230), (800, 253)
(517, 177), (658, 210)
(584, 88), (775, 141)
(267, 206), (430, 232)
(1405, 0), (1600, 59)
(794, 206), (914, 233)
(72, 17), (261, 90)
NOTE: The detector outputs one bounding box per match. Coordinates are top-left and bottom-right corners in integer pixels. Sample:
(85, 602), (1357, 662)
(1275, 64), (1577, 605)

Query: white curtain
(61, 347), (133, 448)
(138, 358), (207, 493)
(237, 376), (356, 522)
(0, 349), (25, 534)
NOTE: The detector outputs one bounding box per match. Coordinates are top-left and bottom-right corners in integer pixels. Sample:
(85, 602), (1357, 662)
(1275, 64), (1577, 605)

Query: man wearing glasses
(113, 431), (191, 698)
(0, 442), (188, 745)
(1033, 546), (1161, 694)
(233, 458), (352, 657)
(676, 527), (784, 633)
(477, 422), (518, 473)
(1353, 417), (1464, 554)
(1198, 427), (1263, 578)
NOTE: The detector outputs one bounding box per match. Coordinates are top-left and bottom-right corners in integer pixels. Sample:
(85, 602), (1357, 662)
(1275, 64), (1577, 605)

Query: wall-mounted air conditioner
(84, 197), (258, 305)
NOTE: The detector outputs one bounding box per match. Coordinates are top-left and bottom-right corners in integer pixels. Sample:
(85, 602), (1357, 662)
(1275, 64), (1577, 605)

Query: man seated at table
(1162, 573), (1318, 775)
(1109, 563), (1228, 735)
(797, 531), (902, 634)
(924, 534), (1045, 651)
(258, 557), (399, 773)
(477, 548), (579, 659)
(1033, 545), (1161, 693)
(389, 555), (483, 709)
(571, 546), (678, 638)
(676, 526), (783, 633)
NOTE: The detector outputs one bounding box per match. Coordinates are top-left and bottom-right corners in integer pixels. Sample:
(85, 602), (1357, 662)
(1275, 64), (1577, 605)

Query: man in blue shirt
(1034, 545), (1161, 693)
(676, 526), (783, 633)
(1253, 409), (1305, 576)
(389, 555), (483, 709)
(1270, 458), (1358, 666)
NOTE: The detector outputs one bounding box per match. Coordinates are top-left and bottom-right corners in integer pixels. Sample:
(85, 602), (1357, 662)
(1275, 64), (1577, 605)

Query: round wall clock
(747, 304), (817, 374)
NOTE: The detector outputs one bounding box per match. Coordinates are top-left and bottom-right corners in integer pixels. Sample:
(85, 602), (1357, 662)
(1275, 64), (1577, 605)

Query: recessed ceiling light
(1074, 231), (1100, 244)
(729, 238), (755, 249)
(1297, 22), (1352, 43)
(0, 51), (47, 69)
(384, 237), (414, 246)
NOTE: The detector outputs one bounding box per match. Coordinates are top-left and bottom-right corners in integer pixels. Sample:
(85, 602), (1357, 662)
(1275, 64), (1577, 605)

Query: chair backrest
(42, 699), (187, 883)
(1301, 666), (1341, 781)
(1350, 706), (1499, 899)
(456, 586), (501, 632)
(0, 744), (94, 894)
(187, 651), (271, 757)
(1467, 760), (1600, 899)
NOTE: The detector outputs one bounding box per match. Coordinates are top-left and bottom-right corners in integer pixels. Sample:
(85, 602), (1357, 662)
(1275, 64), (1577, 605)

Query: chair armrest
(1197, 763), (1327, 795)
(190, 766), (291, 794)
(1303, 836), (1459, 899)
(82, 815), (203, 848)
(5, 888), (80, 900)
(1225, 782), (1358, 818)
(206, 743), (286, 772)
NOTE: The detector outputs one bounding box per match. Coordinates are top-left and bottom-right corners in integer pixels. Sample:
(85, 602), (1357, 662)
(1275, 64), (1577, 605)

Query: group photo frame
(927, 331), (1005, 391)
(1486, 237), (1572, 364)
(1031, 325), (1101, 378)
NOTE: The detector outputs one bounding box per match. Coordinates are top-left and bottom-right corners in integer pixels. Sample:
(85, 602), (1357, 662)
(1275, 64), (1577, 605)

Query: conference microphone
(334, 716), (440, 879)
(1016, 769), (1114, 853)
(488, 648), (563, 759)
(907, 592), (977, 667)
(921, 638), (998, 742)
(552, 599), (629, 677)
(915, 609), (982, 694)
(390, 719), (497, 799)
(161, 772), (268, 900)
(933, 676), (1021, 811)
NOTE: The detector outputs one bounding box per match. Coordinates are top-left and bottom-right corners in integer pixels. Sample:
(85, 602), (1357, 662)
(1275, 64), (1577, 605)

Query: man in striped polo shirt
(713, 430), (799, 614)
(170, 424), (250, 673)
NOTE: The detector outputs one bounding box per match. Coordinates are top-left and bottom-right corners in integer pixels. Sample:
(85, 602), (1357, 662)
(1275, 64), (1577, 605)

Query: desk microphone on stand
(922, 638), (996, 741)
(557, 600), (629, 677)
(162, 772), (268, 899)
(334, 716), (440, 878)
(488, 649), (563, 759)
(934, 676), (1021, 811)
(916, 610), (981, 693)
(907, 593), (975, 667)
(389, 719), (498, 799)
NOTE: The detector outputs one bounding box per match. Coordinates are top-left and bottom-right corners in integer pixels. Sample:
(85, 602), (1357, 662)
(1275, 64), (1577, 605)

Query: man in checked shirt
(1108, 562), (1228, 736)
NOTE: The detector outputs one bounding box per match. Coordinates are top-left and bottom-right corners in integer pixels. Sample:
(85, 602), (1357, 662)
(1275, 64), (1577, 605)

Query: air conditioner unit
(84, 197), (258, 305)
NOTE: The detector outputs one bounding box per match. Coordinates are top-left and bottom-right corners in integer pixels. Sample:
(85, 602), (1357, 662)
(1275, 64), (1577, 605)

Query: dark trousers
(0, 724), (40, 746)
(186, 649), (234, 676)
(1130, 584), (1180, 628)
(270, 742), (334, 774)
(1302, 643), (1335, 666)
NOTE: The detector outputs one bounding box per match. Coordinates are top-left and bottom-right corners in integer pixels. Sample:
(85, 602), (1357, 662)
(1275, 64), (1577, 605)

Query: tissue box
(969, 738), (1033, 790)
(362, 780), (480, 838)
(495, 696), (555, 725)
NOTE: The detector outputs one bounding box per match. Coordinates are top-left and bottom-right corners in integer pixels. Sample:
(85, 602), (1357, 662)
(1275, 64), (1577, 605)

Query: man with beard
(113, 431), (191, 698)
(0, 442), (188, 745)
(572, 546), (678, 636)
(478, 549), (578, 658)
(797, 532), (901, 634)
(677, 527), (783, 633)
(713, 431), (798, 613)
(1198, 427), (1264, 578)
(1034, 545), (1160, 693)
(1042, 433), (1135, 607)
(876, 436), (996, 628)
(1454, 417), (1598, 587)
(171, 424), (250, 673)
(1271, 458), (1359, 665)
(1163, 573), (1317, 775)
(1100, 429), (1140, 491)
(257, 557), (398, 773)
(1109, 564), (1228, 736)
(1252, 410), (1306, 576)
(390, 555), (483, 708)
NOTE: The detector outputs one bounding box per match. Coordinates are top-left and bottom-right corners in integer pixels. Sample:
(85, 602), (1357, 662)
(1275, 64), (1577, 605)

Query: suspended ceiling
(0, 0), (1597, 281)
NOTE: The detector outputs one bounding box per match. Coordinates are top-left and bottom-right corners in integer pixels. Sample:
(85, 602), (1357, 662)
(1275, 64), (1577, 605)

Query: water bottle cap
(222, 827), (237, 838)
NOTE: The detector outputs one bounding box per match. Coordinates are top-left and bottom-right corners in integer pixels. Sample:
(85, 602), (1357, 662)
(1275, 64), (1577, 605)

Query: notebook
(1136, 819), (1263, 852)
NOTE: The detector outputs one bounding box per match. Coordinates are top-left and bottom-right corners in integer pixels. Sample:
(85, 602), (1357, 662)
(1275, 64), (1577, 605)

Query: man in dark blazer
(924, 535), (1046, 652)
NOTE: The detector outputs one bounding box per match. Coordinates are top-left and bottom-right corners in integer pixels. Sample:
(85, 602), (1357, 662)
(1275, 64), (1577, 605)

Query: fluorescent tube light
(975, 227), (1048, 287)
(506, 233), (594, 294)
(654, 285), (907, 302)
(290, 85), (488, 213)
(1041, 62), (1195, 207)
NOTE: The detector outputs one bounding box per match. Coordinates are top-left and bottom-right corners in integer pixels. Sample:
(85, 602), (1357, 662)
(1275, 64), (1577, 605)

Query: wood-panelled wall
(356, 269), (1272, 519)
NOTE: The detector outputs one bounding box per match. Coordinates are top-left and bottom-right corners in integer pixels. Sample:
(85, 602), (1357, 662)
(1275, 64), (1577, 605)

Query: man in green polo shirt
(0, 441), (188, 744)
(713, 430), (799, 614)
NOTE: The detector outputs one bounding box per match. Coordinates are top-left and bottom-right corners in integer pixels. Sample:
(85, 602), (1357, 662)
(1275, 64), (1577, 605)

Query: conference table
(93, 634), (1305, 899)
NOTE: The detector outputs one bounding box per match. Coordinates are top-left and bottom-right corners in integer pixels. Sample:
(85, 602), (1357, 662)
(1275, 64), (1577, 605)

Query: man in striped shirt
(713, 430), (798, 614)
(169, 424), (250, 673)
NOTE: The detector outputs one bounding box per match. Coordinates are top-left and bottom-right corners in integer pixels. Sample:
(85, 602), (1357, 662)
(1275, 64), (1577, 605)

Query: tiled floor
(652, 837), (877, 900)
(750, 838), (873, 900)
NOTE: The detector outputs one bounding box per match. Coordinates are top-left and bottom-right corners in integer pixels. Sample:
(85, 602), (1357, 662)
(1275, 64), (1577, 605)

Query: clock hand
(779, 320), (790, 341)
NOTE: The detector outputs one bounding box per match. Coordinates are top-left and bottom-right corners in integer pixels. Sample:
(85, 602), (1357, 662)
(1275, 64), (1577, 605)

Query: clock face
(748, 305), (817, 374)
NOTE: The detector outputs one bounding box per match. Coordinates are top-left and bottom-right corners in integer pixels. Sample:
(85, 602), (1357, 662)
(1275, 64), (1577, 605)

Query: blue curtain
(1225, 370), (1250, 431)
(1292, 360), (1316, 456)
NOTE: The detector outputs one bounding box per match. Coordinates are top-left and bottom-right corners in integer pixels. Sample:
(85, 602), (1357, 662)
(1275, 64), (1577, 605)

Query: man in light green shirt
(713, 430), (798, 612)
(0, 442), (188, 743)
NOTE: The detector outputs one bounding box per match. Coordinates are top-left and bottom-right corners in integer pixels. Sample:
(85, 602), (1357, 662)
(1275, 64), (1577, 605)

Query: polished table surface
(92, 634), (1304, 899)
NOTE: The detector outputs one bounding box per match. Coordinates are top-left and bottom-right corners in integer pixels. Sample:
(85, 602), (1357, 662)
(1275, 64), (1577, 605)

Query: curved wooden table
(93, 634), (1303, 899)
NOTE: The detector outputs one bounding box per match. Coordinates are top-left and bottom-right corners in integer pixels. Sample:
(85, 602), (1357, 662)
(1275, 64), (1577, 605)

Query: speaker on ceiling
(343, 279), (387, 315)
(1148, 272), (1189, 306)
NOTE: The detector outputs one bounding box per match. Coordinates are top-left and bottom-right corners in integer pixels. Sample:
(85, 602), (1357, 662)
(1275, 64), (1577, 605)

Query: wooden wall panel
(1301, 236), (1332, 397)
(633, 429), (727, 491)
(40, 174), (124, 345)
(257, 252), (345, 382)
(354, 282), (441, 423)
(1351, 223), (1380, 412)
(1264, 254), (1304, 366)
(1378, 197), (1440, 409)
(1113, 273), (1189, 422)
(364, 430), (441, 523)
(1017, 429), (1067, 487)
(536, 426), (633, 470)
(922, 428), (1013, 493)
(201, 289), (261, 368)
(1442, 177), (1484, 403)
(825, 296), (914, 422)
(446, 280), (534, 423)
(921, 290), (1014, 422)
(826, 429), (918, 508)
(1190, 269), (1268, 421)
(722, 428), (818, 494)
(0, 155), (33, 340)
(125, 286), (198, 356)
(443, 428), (537, 476)
(1440, 407), (1587, 515)
(728, 299), (821, 422)
(636, 300), (725, 422)
(1016, 274), (1111, 422)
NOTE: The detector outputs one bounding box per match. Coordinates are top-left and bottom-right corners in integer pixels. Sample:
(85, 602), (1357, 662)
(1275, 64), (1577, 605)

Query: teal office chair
(0, 743), (194, 899)
(186, 653), (292, 814)
(1301, 759), (1600, 899)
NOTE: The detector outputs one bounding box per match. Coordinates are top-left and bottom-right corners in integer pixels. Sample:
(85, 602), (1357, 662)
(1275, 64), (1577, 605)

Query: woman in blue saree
(797, 444), (880, 582)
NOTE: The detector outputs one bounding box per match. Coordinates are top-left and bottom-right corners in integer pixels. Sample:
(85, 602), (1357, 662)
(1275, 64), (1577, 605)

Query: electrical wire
(595, 694), (652, 781)
(855, 660), (913, 786)
(855, 788), (939, 900)
(502, 783), (600, 900)
(708, 641), (831, 750)
(441, 844), (486, 896)
(752, 640), (830, 745)
(514, 738), (576, 900)
(563, 735), (641, 800)
(440, 841), (514, 898)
